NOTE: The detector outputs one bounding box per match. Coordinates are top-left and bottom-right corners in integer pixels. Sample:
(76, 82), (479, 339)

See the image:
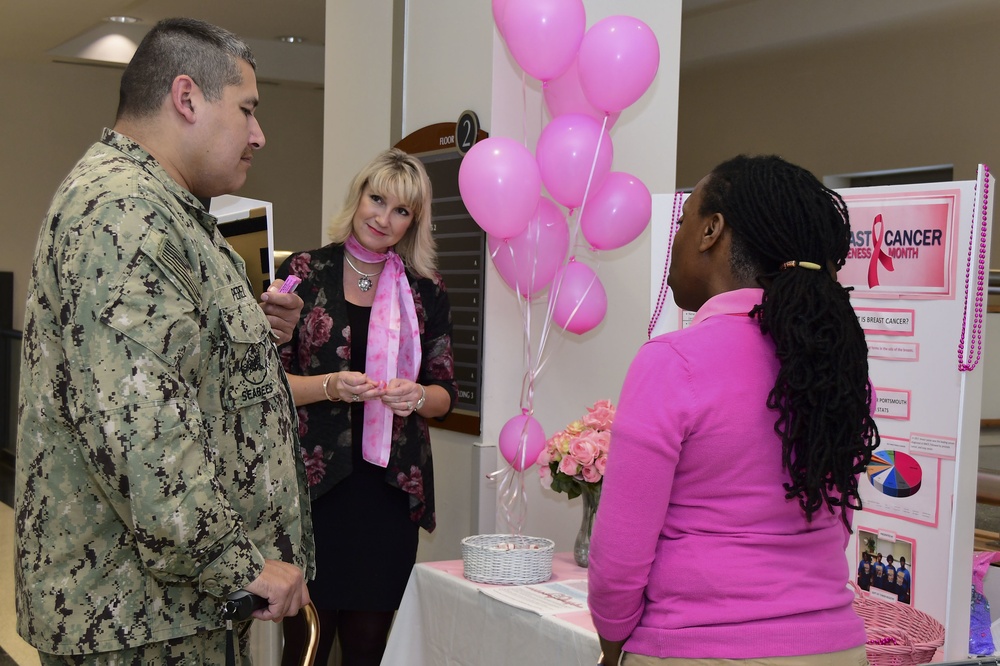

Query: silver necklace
(345, 253), (384, 292)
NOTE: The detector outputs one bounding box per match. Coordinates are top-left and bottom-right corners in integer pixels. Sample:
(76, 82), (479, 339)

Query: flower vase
(574, 485), (601, 568)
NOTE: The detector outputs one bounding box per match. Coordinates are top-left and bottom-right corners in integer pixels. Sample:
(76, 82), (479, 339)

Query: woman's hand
(333, 371), (385, 404)
(381, 378), (424, 416)
(598, 637), (625, 665)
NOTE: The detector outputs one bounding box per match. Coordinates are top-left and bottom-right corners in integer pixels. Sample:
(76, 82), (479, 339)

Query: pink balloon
(543, 57), (620, 129)
(578, 15), (660, 113)
(499, 412), (547, 471)
(535, 114), (613, 209)
(502, 0), (586, 82)
(458, 137), (540, 239)
(488, 197), (570, 298)
(549, 260), (607, 334)
(579, 172), (652, 250)
(492, 0), (508, 38)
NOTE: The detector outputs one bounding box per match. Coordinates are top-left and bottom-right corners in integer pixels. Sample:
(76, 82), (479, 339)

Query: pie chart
(867, 450), (922, 498)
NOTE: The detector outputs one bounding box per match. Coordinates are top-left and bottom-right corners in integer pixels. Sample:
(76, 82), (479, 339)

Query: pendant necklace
(345, 253), (384, 292)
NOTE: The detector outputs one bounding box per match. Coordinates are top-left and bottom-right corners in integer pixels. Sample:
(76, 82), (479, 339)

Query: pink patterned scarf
(345, 235), (422, 467)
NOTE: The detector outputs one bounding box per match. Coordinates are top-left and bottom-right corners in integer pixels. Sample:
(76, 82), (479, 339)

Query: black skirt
(307, 458), (419, 611)
(306, 300), (419, 611)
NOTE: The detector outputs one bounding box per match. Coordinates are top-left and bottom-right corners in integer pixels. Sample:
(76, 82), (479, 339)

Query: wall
(677, 11), (1000, 243)
(0, 61), (118, 331)
(401, 1), (499, 562)
(486, 2), (681, 555)
(0, 61), (324, 332)
(676, 11), (1000, 419)
(322, 0), (680, 563)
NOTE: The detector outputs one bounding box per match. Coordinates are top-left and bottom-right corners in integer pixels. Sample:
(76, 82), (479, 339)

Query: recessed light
(106, 16), (139, 24)
(277, 36), (304, 44)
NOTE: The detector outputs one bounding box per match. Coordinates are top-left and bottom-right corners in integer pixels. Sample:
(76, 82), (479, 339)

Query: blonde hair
(327, 148), (437, 279)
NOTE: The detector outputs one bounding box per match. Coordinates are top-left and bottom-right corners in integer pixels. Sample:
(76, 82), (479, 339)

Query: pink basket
(851, 583), (944, 666)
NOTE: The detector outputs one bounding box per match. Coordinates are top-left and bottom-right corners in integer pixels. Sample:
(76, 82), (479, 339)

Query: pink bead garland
(958, 164), (991, 372)
(647, 190), (683, 338)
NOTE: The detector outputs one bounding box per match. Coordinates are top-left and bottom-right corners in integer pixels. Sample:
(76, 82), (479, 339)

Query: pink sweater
(588, 289), (866, 659)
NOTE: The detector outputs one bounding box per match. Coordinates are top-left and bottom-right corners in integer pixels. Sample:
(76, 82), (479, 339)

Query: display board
(649, 167), (994, 660)
(397, 115), (490, 436)
(212, 194), (276, 298)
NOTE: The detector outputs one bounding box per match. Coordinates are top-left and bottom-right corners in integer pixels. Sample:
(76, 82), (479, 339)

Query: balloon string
(521, 69), (528, 147)
(493, 465), (527, 535)
(493, 77), (612, 537)
(485, 240), (535, 535)
(566, 113), (609, 255)
(537, 113), (607, 346)
(554, 262), (599, 341)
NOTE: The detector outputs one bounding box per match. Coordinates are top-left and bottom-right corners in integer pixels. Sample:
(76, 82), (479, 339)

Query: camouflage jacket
(15, 129), (315, 655)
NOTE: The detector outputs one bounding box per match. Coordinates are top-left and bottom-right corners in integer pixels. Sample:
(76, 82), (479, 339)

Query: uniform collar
(690, 288), (764, 326)
(100, 128), (219, 234)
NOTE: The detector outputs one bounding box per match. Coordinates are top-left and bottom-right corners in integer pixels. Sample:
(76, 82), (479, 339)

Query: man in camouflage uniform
(15, 18), (315, 664)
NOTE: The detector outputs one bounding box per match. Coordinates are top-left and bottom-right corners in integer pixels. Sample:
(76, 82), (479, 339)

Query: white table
(381, 552), (601, 665)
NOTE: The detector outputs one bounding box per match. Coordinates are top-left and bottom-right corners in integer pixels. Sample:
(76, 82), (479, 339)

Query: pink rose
(584, 400), (615, 431)
(337, 325), (351, 361)
(300, 445), (326, 486)
(594, 453), (607, 475)
(558, 455), (580, 477)
(397, 465), (426, 502)
(581, 464), (602, 483)
(592, 430), (611, 454)
(537, 447), (552, 466)
(300, 307), (334, 369)
(539, 465), (553, 490)
(569, 435), (598, 466)
(296, 407), (309, 438)
(290, 253), (312, 278)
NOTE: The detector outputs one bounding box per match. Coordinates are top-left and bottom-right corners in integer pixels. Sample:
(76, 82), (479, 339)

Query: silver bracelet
(414, 384), (426, 411)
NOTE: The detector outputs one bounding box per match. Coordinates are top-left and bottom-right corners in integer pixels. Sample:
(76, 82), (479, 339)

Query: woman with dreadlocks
(588, 155), (879, 666)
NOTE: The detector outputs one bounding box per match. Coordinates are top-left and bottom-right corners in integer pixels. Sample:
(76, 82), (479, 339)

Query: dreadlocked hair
(700, 155), (880, 531)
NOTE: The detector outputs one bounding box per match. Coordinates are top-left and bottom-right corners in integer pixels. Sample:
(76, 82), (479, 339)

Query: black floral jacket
(276, 243), (457, 531)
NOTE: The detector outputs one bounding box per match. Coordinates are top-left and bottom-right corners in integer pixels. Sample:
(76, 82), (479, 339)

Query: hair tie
(780, 260), (822, 271)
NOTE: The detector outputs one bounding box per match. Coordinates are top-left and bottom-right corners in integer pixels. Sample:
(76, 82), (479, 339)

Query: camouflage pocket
(101, 238), (200, 368)
(218, 294), (278, 411)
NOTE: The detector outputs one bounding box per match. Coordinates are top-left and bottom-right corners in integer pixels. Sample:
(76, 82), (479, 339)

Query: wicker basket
(851, 583), (945, 666)
(461, 534), (555, 585)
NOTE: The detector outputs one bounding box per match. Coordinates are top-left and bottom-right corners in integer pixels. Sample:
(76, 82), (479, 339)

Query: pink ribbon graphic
(868, 214), (895, 288)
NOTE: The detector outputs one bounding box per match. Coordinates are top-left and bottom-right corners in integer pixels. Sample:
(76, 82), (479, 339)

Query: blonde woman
(277, 149), (457, 666)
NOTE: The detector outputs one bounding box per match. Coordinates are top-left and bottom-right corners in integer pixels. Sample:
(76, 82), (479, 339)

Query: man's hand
(244, 559), (310, 622)
(259, 279), (303, 345)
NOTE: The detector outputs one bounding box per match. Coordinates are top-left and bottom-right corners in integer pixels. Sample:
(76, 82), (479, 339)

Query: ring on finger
(353, 394), (361, 402)
(406, 401), (413, 411)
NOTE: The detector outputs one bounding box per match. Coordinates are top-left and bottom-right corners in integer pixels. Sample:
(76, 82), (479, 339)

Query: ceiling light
(106, 16), (139, 24)
(277, 36), (304, 44)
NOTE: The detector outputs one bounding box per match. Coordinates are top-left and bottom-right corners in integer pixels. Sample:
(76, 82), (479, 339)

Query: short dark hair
(116, 17), (255, 121)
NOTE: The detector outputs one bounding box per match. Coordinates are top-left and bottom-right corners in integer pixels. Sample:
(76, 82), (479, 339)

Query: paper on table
(479, 579), (589, 615)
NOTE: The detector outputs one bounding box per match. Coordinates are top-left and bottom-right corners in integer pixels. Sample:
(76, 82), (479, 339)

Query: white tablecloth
(382, 552), (601, 666)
